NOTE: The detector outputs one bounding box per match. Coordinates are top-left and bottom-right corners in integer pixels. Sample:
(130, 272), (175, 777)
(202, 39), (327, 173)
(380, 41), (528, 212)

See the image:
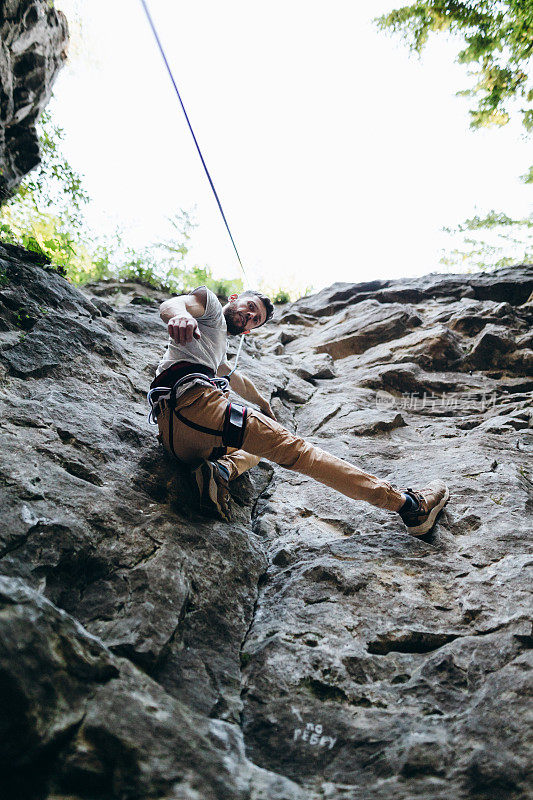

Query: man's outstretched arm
(159, 288), (207, 344)
(217, 361), (276, 420)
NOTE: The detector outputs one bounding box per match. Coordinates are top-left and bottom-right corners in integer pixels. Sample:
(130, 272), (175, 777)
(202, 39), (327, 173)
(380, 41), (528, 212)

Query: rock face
(0, 0), (68, 201)
(0, 243), (531, 799)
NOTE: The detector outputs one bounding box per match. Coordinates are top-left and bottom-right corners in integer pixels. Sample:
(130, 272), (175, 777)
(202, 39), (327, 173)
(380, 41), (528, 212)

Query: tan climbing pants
(156, 384), (404, 512)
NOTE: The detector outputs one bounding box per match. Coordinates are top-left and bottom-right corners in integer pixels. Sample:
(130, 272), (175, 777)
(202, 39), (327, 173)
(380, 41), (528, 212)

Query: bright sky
(53, 0), (532, 295)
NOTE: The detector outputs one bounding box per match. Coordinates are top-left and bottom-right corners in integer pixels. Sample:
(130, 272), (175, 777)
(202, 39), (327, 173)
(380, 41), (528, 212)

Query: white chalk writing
(293, 721), (336, 750)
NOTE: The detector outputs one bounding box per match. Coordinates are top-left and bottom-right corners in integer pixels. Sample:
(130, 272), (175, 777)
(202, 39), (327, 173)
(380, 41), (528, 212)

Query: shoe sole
(190, 462), (230, 521)
(406, 486), (450, 536)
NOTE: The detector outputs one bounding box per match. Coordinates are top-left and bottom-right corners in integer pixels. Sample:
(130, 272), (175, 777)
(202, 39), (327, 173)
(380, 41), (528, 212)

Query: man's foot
(189, 460), (232, 521)
(398, 480), (450, 536)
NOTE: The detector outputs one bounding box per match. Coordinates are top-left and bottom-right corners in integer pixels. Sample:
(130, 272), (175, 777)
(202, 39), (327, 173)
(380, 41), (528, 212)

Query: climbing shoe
(398, 480), (450, 536)
(189, 460), (232, 521)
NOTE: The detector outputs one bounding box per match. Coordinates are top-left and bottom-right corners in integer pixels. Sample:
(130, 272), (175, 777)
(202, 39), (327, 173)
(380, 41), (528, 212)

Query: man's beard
(224, 306), (247, 335)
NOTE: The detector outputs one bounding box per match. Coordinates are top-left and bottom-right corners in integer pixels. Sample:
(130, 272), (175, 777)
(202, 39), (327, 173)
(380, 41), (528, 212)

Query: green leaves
(441, 209), (533, 271)
(0, 111), (293, 299)
(444, 210), (533, 232)
(0, 116), (235, 293)
(520, 164), (533, 183)
(272, 289), (291, 304)
(377, 0), (532, 271)
(0, 108), (94, 277)
(375, 1), (533, 135)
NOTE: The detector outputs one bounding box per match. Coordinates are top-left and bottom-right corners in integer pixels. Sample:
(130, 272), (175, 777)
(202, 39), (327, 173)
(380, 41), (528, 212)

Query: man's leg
(164, 387), (404, 511)
(217, 448), (260, 480)
(156, 388), (260, 520)
(239, 410), (449, 533)
(192, 449), (261, 521)
(158, 387), (448, 529)
(241, 409), (405, 511)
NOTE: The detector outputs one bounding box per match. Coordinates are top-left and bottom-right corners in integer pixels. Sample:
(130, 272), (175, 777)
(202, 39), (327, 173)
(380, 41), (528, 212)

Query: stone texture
(284, 300), (422, 360)
(464, 323), (517, 369)
(0, 0), (68, 201)
(0, 243), (531, 799)
(0, 576), (303, 800)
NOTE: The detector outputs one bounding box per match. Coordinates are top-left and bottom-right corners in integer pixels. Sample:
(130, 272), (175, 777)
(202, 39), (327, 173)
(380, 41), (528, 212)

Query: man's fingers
(168, 320), (183, 343)
(167, 315), (200, 344)
(178, 319), (188, 343)
(186, 320), (197, 342)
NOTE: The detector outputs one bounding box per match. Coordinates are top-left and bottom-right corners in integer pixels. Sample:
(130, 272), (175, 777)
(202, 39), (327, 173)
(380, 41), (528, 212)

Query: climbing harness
(147, 363), (248, 461)
(222, 401), (248, 448)
(147, 373), (227, 425)
(139, 0), (251, 378)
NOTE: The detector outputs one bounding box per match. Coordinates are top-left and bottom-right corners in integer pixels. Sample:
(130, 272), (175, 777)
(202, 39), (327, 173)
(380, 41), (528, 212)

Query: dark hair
(239, 290), (274, 326)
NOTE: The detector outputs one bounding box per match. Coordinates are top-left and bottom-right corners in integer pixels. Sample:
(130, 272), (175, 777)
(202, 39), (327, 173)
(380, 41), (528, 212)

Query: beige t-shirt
(155, 286), (227, 377)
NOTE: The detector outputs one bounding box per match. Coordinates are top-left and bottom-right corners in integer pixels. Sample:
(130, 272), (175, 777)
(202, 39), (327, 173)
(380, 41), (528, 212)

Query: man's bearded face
(223, 295), (267, 335)
(223, 303), (249, 335)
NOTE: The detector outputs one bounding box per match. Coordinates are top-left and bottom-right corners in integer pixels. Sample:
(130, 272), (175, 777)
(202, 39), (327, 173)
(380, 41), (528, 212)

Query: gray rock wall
(0, 243), (531, 799)
(0, 0), (68, 201)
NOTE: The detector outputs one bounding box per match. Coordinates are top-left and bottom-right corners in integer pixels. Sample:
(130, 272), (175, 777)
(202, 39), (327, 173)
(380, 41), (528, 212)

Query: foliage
(375, 0), (533, 181)
(0, 109), (95, 277)
(0, 112), (297, 301)
(272, 288), (291, 304)
(17, 110), (89, 221)
(109, 213), (244, 297)
(257, 281), (314, 303)
(115, 248), (243, 298)
(444, 209), (533, 232)
(0, 116), (243, 294)
(375, 1), (533, 130)
(440, 209), (533, 270)
(376, 2), (533, 270)
(0, 206), (95, 278)
(520, 164), (533, 184)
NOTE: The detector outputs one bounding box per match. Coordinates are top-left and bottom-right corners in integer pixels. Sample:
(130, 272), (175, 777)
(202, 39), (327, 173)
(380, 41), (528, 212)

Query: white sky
(53, 0), (532, 295)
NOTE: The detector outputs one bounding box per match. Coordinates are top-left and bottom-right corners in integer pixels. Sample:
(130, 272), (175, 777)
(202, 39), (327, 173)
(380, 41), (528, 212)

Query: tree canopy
(376, 1), (533, 270)
(375, 1), (533, 150)
(440, 209), (533, 270)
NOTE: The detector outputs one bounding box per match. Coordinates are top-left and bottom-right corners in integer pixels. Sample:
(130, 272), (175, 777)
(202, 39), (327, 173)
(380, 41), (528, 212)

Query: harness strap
(168, 393), (177, 459)
(151, 367), (249, 459)
(174, 409), (221, 437)
(223, 402), (247, 448)
(150, 361), (215, 390)
(168, 407), (225, 463)
(170, 397), (249, 454)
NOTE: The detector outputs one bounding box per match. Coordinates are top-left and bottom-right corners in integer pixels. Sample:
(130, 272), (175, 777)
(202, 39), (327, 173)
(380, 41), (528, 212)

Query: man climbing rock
(150, 286), (449, 534)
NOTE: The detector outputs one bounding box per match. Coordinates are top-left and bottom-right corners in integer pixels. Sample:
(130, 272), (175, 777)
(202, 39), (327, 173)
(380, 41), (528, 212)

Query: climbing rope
(139, 0), (250, 376)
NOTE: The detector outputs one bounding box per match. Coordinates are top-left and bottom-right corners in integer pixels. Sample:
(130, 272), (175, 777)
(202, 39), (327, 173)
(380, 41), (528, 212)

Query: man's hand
(260, 402), (276, 421)
(168, 314), (201, 345)
(160, 293), (206, 343)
